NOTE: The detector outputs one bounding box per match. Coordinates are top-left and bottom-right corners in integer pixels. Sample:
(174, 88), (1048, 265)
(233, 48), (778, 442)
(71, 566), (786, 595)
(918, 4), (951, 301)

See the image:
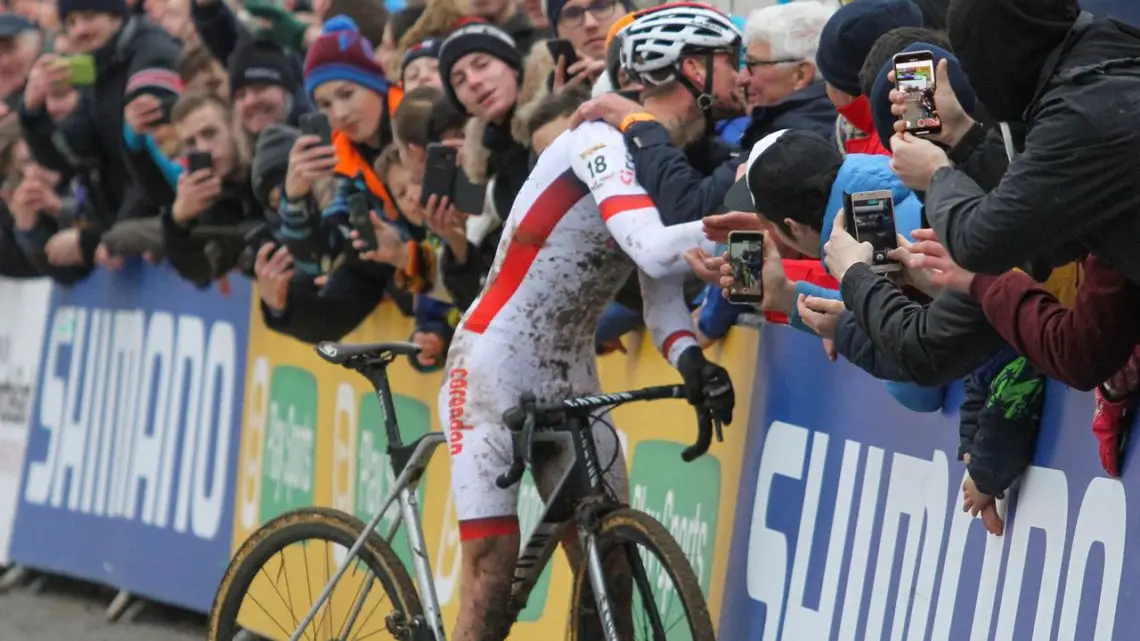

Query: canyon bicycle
(208, 339), (723, 641)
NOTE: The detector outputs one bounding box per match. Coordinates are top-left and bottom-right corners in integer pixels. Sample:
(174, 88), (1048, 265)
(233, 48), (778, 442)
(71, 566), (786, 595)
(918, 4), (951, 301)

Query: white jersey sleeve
(568, 122), (713, 278)
(638, 269), (699, 367)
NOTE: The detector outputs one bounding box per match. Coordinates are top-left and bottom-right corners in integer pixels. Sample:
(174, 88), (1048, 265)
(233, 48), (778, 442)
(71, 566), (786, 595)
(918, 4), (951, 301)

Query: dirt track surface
(0, 575), (206, 641)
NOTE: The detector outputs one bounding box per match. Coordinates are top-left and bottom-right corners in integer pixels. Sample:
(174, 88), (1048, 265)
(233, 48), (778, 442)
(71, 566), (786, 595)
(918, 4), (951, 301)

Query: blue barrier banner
(9, 263), (250, 613)
(720, 324), (1130, 641)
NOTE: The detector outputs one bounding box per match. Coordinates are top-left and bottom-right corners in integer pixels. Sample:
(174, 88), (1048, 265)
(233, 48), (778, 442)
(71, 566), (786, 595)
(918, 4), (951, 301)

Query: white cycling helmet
(619, 2), (742, 87)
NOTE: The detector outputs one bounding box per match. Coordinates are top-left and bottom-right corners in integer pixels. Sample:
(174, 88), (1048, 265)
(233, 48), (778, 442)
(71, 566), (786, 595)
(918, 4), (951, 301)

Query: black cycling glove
(677, 346), (735, 424)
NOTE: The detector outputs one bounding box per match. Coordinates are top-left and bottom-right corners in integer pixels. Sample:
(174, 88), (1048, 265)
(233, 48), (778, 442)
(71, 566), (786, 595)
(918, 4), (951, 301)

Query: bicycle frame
(295, 355), (630, 641)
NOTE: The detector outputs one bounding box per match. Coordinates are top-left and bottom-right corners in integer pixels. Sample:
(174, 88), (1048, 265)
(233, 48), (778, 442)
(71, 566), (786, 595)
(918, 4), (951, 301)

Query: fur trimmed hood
(461, 39), (555, 183)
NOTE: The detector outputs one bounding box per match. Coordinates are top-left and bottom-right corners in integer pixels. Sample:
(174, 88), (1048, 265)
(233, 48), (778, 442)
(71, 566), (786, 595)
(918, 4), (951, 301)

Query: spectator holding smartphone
(162, 92), (262, 288)
(20, 0), (181, 273)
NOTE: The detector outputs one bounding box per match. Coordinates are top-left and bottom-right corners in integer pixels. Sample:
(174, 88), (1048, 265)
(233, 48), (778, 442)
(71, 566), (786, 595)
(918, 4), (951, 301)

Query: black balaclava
(948, 0), (1080, 122)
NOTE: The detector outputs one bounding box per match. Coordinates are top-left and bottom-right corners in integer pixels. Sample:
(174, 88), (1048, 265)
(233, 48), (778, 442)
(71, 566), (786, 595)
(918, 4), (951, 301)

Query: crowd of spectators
(1, 0), (1139, 541)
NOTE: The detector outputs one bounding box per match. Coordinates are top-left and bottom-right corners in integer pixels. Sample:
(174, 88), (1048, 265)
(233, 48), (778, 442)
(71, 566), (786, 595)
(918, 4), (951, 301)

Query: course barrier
(719, 323), (1131, 641)
(2, 261), (1132, 641)
(8, 263), (251, 613)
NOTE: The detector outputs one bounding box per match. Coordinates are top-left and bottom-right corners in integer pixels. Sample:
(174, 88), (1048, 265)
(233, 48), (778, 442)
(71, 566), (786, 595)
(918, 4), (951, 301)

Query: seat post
(363, 362), (403, 447)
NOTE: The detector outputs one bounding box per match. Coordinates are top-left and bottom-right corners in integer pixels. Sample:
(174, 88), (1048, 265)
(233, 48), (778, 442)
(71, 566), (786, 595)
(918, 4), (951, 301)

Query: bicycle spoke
(245, 590), (296, 639)
(349, 582), (390, 640)
(257, 557), (300, 631)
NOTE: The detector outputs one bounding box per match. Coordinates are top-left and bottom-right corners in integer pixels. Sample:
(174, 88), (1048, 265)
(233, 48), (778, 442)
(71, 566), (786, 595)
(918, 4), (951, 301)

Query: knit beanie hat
(252, 124), (301, 211)
(438, 22), (522, 112)
(303, 15), (389, 98)
(229, 38), (298, 97)
(401, 38), (442, 76)
(544, 0), (632, 35)
(869, 42), (978, 150)
(816, 0), (923, 97)
(58, 0), (127, 20)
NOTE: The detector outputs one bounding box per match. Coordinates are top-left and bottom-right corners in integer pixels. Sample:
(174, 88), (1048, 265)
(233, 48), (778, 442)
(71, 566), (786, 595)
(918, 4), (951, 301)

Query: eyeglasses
(743, 57), (801, 73)
(559, 0), (620, 28)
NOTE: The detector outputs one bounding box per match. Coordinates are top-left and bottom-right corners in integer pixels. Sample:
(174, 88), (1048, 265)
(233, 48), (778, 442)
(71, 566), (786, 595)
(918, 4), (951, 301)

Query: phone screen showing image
(727, 231), (765, 304)
(851, 194), (901, 272)
(894, 52), (941, 135)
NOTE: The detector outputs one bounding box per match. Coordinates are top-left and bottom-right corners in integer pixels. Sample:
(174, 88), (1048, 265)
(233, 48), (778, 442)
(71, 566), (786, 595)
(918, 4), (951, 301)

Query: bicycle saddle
(314, 341), (422, 365)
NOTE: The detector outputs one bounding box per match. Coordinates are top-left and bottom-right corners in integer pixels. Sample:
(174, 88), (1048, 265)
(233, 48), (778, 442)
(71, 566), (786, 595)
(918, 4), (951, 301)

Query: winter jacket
(834, 262), (1007, 385)
(739, 81), (837, 151)
(161, 179), (263, 288)
(926, 14), (1140, 284)
(19, 16), (180, 242)
(0, 207), (38, 278)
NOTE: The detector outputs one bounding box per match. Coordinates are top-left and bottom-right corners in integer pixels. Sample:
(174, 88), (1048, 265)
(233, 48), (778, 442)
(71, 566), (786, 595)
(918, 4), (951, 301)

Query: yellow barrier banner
(232, 294), (757, 638)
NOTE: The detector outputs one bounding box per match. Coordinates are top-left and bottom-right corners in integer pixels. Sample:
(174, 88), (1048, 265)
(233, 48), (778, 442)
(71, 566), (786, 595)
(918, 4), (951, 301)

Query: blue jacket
(792, 154), (942, 412)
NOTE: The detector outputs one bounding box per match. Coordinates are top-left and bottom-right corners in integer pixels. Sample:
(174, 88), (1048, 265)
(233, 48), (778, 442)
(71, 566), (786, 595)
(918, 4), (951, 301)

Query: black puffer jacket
(928, 11), (1140, 283)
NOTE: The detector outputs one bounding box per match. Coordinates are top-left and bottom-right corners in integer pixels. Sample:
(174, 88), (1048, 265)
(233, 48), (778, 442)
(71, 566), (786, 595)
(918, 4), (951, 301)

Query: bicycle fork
(585, 533), (621, 641)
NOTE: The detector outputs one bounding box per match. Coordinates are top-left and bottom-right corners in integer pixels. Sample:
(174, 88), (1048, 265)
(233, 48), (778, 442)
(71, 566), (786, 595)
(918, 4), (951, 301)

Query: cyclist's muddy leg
(453, 531), (520, 641)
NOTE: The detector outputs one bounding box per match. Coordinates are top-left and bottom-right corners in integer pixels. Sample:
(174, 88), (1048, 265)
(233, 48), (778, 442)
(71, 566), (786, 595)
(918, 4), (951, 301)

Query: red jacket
(837, 96), (891, 157)
(764, 259), (839, 324)
(971, 255), (1140, 391)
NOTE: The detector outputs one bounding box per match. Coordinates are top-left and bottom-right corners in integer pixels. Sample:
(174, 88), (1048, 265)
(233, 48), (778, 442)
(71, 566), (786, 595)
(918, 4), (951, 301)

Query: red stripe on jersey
(598, 194), (654, 221)
(464, 171), (588, 334)
(661, 330), (696, 357)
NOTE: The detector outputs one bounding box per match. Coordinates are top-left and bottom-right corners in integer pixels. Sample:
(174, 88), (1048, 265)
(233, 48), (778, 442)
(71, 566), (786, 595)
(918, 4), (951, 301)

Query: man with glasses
(546, 0), (630, 60)
(737, 0), (837, 147)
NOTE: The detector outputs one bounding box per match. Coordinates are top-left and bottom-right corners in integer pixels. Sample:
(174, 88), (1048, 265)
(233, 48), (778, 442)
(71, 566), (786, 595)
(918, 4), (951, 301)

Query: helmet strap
(675, 53), (717, 137)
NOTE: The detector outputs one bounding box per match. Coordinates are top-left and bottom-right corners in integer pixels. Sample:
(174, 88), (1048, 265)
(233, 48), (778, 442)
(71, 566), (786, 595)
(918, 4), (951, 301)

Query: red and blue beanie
(303, 15), (389, 98)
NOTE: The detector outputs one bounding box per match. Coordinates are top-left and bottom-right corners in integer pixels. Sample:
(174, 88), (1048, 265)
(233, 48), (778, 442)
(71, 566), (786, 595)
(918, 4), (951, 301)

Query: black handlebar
(494, 385), (723, 490)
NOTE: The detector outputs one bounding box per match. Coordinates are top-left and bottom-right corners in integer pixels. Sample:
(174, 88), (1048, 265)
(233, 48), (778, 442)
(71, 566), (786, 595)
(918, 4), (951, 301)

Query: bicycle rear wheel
(209, 507), (423, 641)
(567, 508), (715, 641)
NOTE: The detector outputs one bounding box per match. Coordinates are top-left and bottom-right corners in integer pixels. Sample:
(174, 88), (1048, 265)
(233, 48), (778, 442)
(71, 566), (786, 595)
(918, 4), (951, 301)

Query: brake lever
(713, 417), (724, 443)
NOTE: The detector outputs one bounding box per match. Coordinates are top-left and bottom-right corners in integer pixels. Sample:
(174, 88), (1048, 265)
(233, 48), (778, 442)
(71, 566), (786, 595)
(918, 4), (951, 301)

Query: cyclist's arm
(569, 122), (713, 279)
(638, 269), (699, 367)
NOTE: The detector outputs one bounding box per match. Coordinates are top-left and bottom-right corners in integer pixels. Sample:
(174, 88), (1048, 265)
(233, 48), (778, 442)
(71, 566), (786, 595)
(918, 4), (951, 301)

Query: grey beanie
(252, 124), (301, 211)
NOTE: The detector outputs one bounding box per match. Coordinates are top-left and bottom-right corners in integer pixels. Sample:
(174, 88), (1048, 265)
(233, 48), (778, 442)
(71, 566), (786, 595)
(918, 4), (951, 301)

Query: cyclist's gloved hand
(677, 345), (735, 424)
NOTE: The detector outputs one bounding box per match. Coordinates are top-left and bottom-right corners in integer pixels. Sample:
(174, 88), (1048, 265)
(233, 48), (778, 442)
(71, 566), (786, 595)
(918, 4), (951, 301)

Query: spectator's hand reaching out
(423, 194), (468, 265)
(718, 232), (796, 314)
(889, 133), (951, 191)
(45, 228), (84, 266)
(903, 229), (975, 293)
(888, 59), (974, 147)
(683, 247), (724, 285)
(285, 134), (337, 200)
(701, 211), (764, 244)
(255, 243), (294, 312)
(172, 167), (222, 224)
(553, 53), (605, 95)
(797, 295), (844, 362)
(352, 210), (410, 269)
(9, 178), (61, 230)
(125, 94), (166, 135)
(822, 208), (872, 282)
(961, 455), (1005, 536)
(569, 92), (642, 130)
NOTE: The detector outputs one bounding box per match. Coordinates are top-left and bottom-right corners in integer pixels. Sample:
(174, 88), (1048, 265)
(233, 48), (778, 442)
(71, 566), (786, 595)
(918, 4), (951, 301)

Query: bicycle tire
(208, 506), (424, 641)
(567, 508), (715, 641)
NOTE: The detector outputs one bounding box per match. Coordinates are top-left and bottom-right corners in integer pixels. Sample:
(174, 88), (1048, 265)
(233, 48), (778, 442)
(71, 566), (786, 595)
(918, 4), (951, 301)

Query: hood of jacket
(821, 153), (923, 256)
(93, 16), (174, 74)
(461, 38), (554, 183)
(948, 0), (1080, 122)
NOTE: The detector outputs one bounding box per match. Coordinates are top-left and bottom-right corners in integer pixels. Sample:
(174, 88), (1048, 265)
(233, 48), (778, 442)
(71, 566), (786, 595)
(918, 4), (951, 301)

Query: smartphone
(61, 54), (95, 86)
(347, 193), (378, 252)
(300, 112), (334, 146)
(846, 190), (901, 273)
(420, 143), (458, 207)
(726, 230), (766, 304)
(546, 39), (579, 74)
(452, 169), (487, 215)
(186, 150), (213, 173)
(892, 50), (941, 136)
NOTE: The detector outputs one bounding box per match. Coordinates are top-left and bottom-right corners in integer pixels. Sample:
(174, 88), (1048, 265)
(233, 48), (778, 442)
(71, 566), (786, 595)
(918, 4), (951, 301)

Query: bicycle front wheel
(567, 508), (715, 641)
(209, 507), (423, 641)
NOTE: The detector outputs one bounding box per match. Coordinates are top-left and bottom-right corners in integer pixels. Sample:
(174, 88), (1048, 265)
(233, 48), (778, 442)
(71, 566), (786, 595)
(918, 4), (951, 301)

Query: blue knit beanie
(870, 42), (978, 150)
(816, 0), (923, 97)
